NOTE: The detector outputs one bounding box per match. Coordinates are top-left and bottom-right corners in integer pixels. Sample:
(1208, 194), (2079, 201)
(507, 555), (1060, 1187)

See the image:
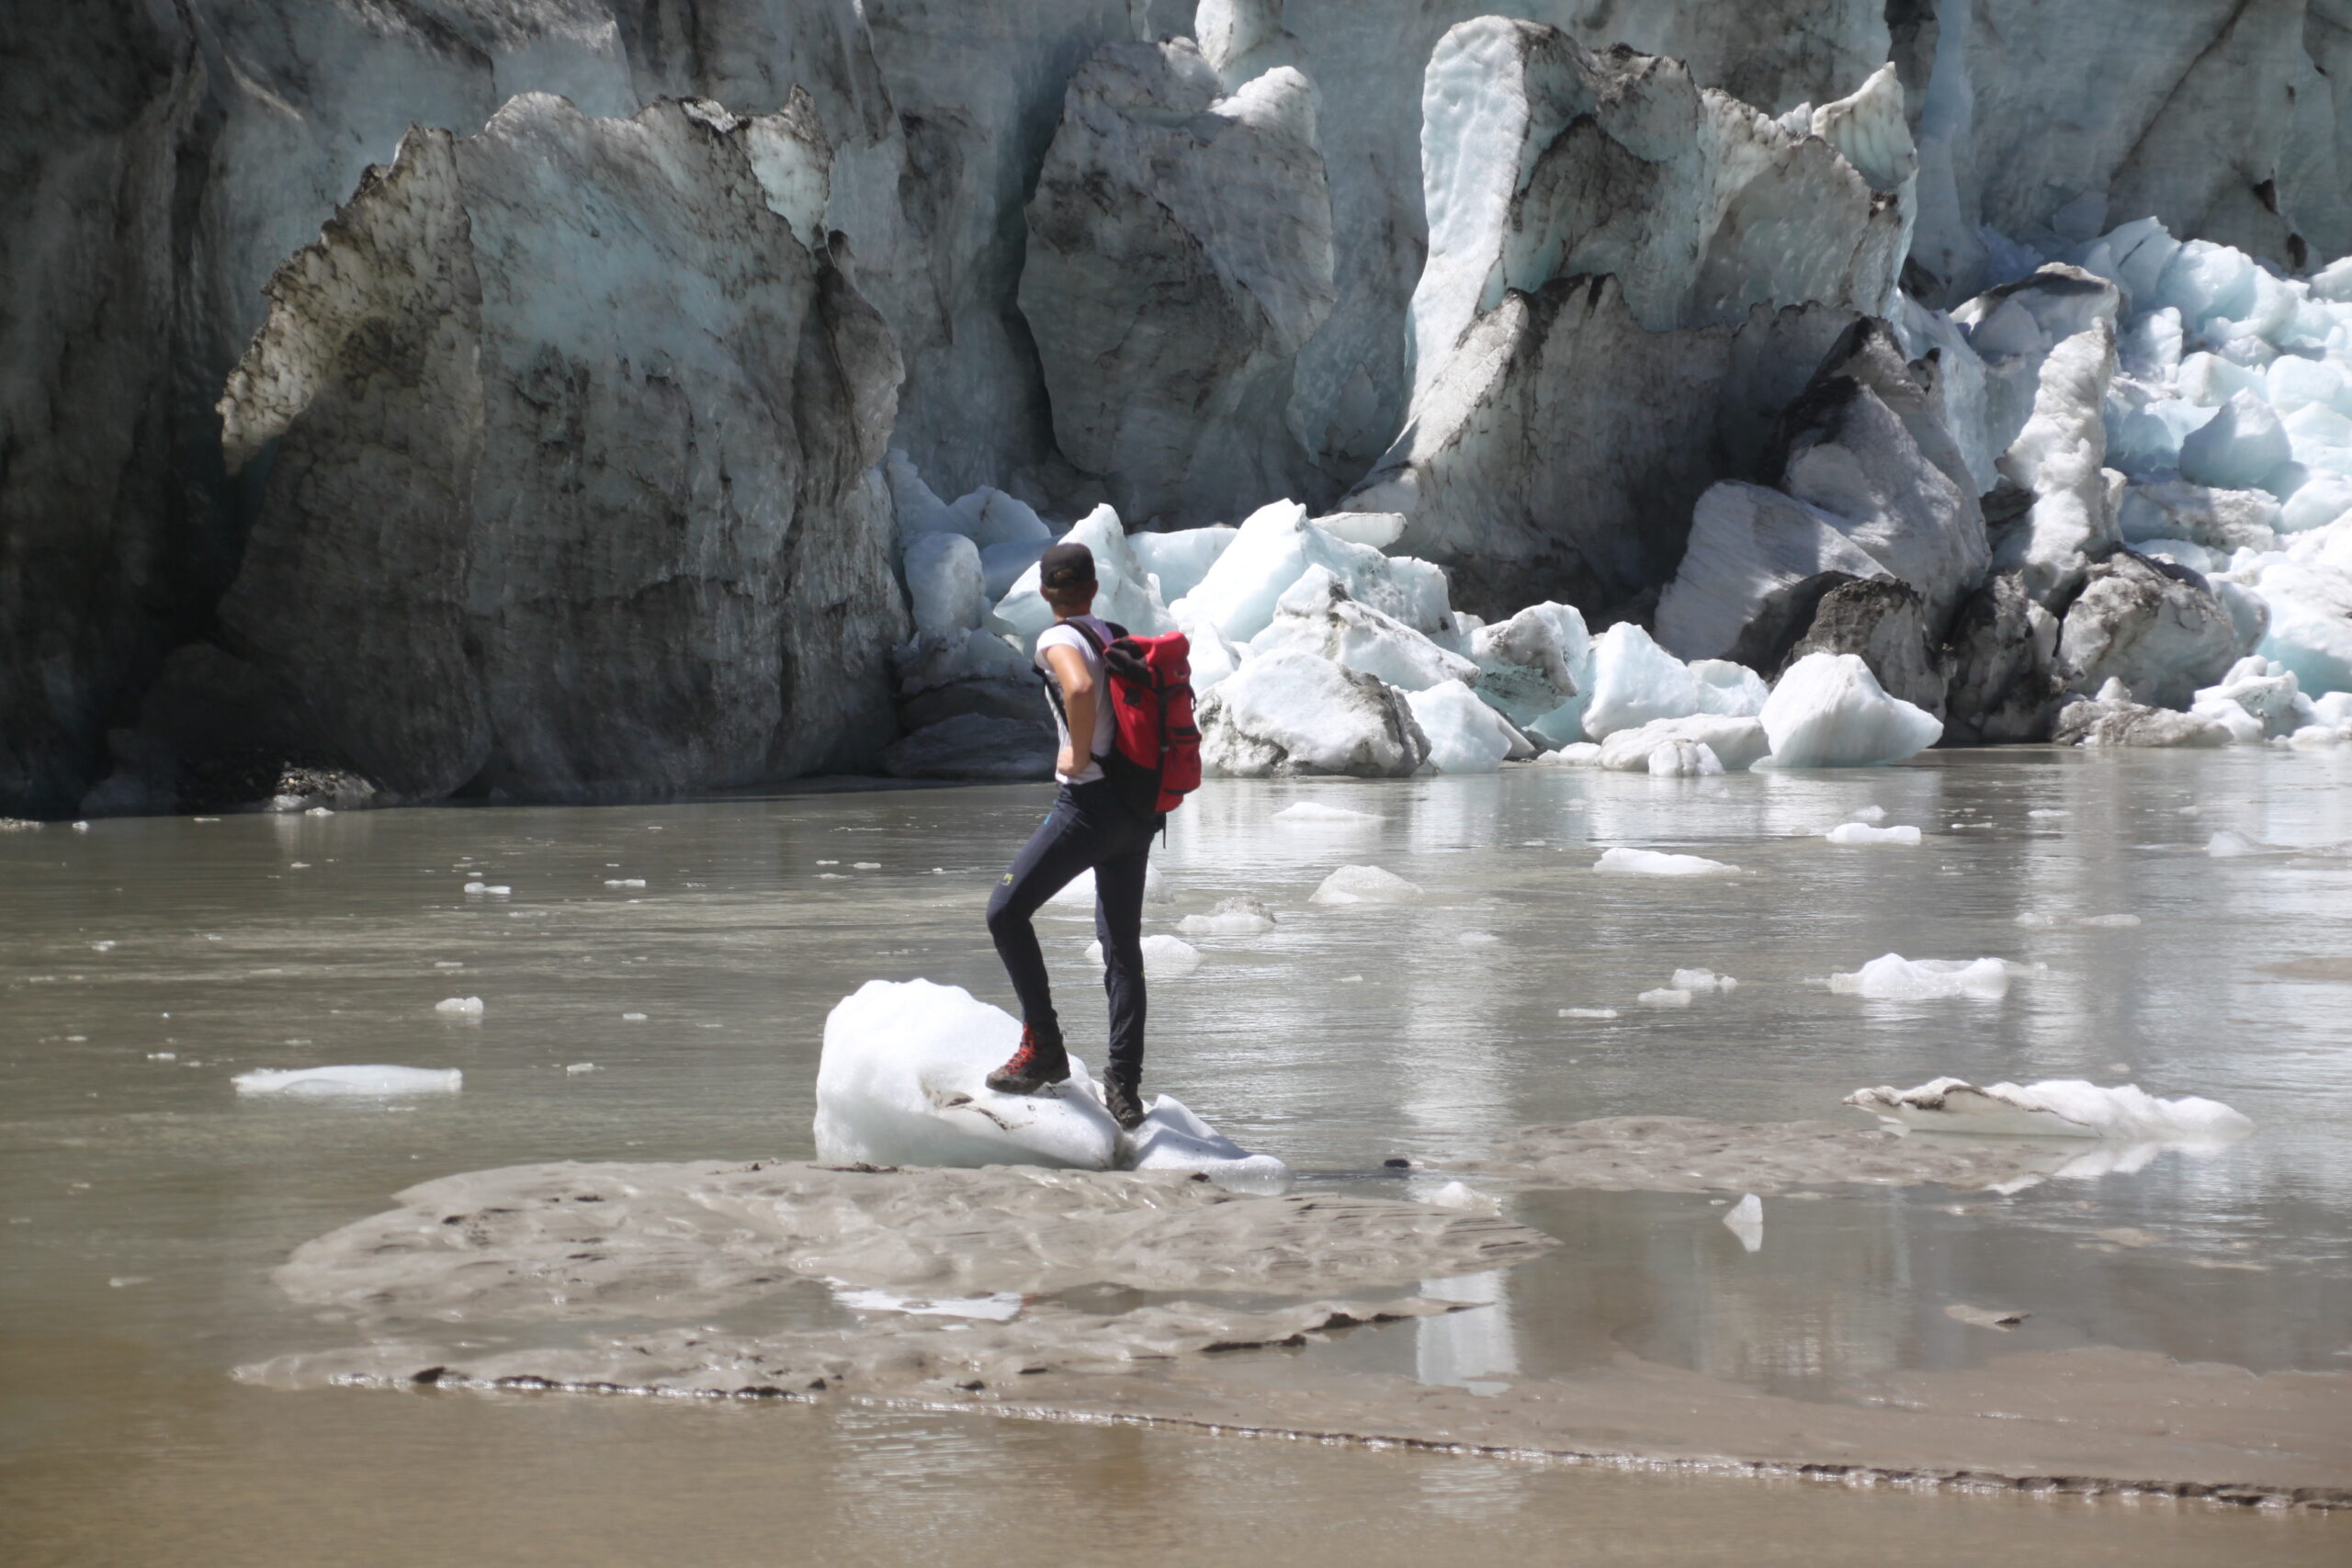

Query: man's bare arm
(1045, 642), (1097, 777)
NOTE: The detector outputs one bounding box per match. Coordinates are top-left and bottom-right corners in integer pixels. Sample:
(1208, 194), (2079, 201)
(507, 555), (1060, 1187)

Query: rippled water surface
(5, 748), (2350, 1563)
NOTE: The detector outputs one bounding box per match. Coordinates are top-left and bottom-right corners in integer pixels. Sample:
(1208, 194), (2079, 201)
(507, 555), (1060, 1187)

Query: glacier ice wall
(9, 0), (2352, 813)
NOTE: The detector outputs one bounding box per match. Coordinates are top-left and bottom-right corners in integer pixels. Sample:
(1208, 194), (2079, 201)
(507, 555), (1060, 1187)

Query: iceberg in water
(1828, 953), (2011, 999)
(1758, 651), (1942, 767)
(1592, 847), (1739, 877)
(814, 980), (1287, 1185)
(1843, 1076), (2252, 1144)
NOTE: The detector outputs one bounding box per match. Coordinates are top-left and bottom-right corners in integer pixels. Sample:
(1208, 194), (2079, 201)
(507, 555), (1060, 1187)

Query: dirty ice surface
(7, 746), (2352, 1545)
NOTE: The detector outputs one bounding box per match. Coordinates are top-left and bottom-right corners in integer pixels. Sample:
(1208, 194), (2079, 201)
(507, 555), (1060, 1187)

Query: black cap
(1039, 541), (1097, 590)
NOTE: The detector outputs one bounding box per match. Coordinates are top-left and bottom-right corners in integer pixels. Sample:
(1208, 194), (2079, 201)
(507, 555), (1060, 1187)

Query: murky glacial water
(5, 748), (2350, 1564)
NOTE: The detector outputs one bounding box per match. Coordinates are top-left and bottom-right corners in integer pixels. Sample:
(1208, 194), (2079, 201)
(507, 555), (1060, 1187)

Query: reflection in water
(1417, 1270), (1519, 1392)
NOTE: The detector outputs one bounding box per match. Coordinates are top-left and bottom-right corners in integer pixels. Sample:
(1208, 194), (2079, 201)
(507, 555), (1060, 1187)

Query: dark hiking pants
(987, 779), (1156, 1080)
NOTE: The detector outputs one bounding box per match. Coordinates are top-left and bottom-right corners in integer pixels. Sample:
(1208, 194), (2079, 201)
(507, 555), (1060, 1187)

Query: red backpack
(1061, 620), (1202, 818)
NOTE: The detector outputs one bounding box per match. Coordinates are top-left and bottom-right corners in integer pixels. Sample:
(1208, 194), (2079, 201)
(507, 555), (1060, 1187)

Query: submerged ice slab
(1271, 800), (1378, 822)
(233, 1065), (462, 1097)
(1844, 1077), (2253, 1144)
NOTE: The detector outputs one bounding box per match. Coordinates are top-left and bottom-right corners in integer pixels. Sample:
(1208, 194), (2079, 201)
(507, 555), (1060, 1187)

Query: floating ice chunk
(1669, 968), (1736, 993)
(434, 996), (485, 1017)
(1843, 1076), (2252, 1144)
(854, 863), (880, 871)
(1637, 987), (1692, 1007)
(813, 979), (1121, 1170)
(1083, 934), (1202, 976)
(234, 1066), (461, 1097)
(462, 881), (511, 897)
(1758, 652), (1941, 767)
(2290, 722), (2346, 747)
(564, 1063), (597, 1075)
(2075, 913), (2141, 927)
(1178, 897), (1277, 937)
(1826, 822), (1921, 846)
(1534, 742), (1602, 766)
(1272, 800), (1378, 822)
(1722, 1193), (1762, 1252)
(1593, 848), (1739, 877)
(1421, 1180), (1497, 1213)
(1124, 1095), (1292, 1191)
(2205, 829), (2260, 856)
(90, 940), (116, 953)
(621, 1012), (648, 1021)
(1407, 681), (1521, 773)
(1558, 1007), (1619, 1020)
(71, 820), (89, 832)
(2028, 807), (2071, 818)
(1309, 864), (1422, 905)
(434, 960), (464, 970)
(603, 878), (647, 889)
(1048, 862), (1170, 907)
(1849, 805), (1886, 821)
(1456, 931), (1501, 947)
(1828, 954), (2009, 999)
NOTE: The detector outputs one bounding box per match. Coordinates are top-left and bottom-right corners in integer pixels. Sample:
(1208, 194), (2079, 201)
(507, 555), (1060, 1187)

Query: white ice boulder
(815, 980), (1287, 1183)
(1826, 821), (1921, 845)
(1170, 500), (1449, 643)
(2250, 560), (2352, 695)
(1579, 623), (1701, 739)
(1592, 847), (1739, 877)
(993, 503), (1173, 650)
(1827, 954), (2010, 999)
(1844, 1076), (2252, 1144)
(1083, 933), (1202, 976)
(1196, 649), (1430, 777)
(2178, 390), (2293, 493)
(2193, 655), (2314, 738)
(1308, 864), (1422, 905)
(813, 979), (1122, 1170)
(1758, 652), (1941, 767)
(1249, 566), (1476, 693)
(1129, 525), (1236, 605)
(1406, 680), (1524, 773)
(1645, 739), (1722, 775)
(233, 1065), (462, 1097)
(1468, 602), (1593, 733)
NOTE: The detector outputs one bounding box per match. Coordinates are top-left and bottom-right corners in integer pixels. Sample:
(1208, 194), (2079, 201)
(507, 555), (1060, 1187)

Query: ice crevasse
(814, 979), (1290, 1189)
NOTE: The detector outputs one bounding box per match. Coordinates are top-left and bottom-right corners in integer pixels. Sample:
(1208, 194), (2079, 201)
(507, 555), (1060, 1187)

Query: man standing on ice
(983, 542), (1155, 1131)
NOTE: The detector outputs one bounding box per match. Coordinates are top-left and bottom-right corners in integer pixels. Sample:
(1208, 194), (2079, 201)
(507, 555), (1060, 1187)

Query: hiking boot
(986, 1025), (1069, 1095)
(1102, 1071), (1147, 1132)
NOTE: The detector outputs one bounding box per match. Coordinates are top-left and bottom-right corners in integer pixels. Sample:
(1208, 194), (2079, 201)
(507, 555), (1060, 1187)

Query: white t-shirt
(1035, 615), (1119, 784)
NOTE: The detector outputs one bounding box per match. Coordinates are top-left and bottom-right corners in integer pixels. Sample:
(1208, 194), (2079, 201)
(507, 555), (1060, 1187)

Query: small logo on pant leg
(1001, 873), (1014, 885)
